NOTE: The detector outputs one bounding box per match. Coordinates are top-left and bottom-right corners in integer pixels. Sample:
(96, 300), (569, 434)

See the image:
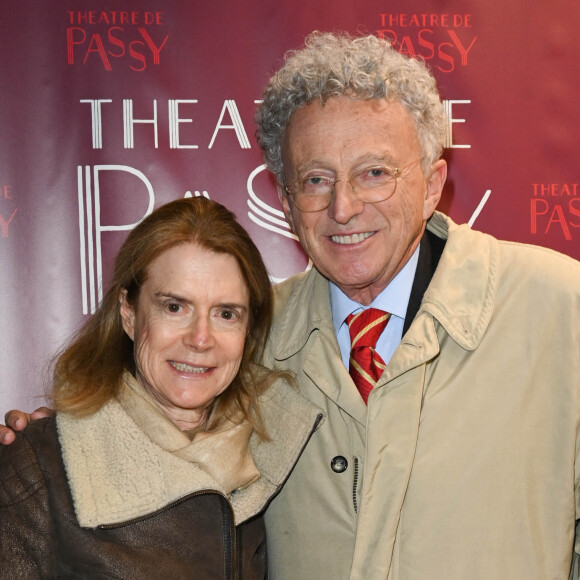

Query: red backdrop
(1, 0), (579, 415)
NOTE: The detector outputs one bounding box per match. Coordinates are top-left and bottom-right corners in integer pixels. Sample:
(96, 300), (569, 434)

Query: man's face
(280, 96), (446, 305)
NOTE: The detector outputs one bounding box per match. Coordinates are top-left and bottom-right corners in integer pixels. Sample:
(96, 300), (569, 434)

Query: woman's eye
(220, 310), (236, 320)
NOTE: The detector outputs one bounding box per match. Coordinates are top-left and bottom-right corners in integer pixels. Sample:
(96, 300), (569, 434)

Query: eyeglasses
(284, 158), (423, 213)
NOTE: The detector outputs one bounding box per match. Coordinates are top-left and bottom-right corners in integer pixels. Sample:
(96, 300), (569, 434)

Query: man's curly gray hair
(255, 31), (448, 186)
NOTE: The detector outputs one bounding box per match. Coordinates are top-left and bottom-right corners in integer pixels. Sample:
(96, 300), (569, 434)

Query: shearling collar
(57, 374), (322, 528)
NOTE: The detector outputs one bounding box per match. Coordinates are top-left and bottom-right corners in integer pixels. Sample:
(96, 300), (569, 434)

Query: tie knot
(346, 308), (390, 349)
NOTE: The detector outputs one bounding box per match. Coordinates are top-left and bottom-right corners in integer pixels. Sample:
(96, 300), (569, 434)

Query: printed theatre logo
(66, 10), (168, 71)
(377, 12), (476, 73)
(531, 182), (580, 241)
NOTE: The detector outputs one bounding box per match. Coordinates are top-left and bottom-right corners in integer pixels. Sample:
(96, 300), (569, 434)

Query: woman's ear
(119, 289), (135, 341)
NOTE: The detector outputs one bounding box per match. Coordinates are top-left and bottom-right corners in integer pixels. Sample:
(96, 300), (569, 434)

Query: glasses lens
(293, 176), (333, 211)
(352, 167), (397, 203)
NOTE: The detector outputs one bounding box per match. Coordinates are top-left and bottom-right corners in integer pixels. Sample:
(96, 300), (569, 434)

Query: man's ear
(278, 184), (295, 232)
(119, 289), (135, 341)
(423, 159), (447, 220)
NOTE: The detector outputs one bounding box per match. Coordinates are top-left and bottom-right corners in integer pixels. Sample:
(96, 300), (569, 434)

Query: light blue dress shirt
(330, 244), (420, 369)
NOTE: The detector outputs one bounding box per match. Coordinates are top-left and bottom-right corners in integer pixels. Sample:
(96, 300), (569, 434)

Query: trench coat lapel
(273, 268), (368, 426)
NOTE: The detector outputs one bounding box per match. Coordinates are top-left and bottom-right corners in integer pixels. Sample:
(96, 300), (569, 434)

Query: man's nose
(328, 179), (364, 224)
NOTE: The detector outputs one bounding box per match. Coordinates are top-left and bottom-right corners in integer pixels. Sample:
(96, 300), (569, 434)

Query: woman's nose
(183, 316), (214, 350)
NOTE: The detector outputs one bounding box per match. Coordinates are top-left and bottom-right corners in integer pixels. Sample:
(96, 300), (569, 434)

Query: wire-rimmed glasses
(284, 158), (423, 212)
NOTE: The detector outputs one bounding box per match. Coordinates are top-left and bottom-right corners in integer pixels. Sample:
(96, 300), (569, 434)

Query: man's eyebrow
(295, 152), (398, 174)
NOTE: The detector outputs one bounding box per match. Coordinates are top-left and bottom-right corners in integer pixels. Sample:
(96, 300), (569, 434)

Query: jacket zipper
(352, 457), (359, 514)
(98, 489), (238, 579)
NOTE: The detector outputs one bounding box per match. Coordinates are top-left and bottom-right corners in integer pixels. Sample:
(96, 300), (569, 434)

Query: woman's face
(120, 243), (250, 430)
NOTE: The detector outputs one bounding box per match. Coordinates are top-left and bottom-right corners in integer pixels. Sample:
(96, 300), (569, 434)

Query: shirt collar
(330, 243), (421, 334)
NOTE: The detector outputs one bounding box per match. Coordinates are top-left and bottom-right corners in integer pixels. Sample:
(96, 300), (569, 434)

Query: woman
(0, 197), (321, 579)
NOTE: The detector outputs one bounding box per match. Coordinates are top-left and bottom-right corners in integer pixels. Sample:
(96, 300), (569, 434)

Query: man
(4, 32), (580, 579)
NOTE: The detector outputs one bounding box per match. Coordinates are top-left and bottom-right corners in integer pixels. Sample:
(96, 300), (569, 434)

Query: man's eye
(166, 302), (182, 313)
(362, 167), (392, 181)
(220, 310), (236, 320)
(355, 166), (393, 187)
(301, 176), (331, 193)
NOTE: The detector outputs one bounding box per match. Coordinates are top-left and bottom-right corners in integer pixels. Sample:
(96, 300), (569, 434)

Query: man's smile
(330, 231), (376, 245)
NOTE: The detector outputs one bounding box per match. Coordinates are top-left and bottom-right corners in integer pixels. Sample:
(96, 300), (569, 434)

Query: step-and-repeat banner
(1, 1), (579, 415)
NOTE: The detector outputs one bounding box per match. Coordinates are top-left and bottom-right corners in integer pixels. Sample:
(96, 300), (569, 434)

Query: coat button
(330, 456), (348, 473)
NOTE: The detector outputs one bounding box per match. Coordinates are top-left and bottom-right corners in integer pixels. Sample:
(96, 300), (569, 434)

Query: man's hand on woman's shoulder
(0, 407), (53, 444)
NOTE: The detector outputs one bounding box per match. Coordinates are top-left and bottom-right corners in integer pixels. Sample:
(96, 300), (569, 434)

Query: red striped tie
(346, 308), (391, 404)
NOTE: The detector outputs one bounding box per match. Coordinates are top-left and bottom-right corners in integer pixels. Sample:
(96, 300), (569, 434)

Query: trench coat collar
(419, 212), (499, 350)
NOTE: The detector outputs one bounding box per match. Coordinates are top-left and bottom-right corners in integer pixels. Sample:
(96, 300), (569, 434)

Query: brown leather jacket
(0, 417), (267, 579)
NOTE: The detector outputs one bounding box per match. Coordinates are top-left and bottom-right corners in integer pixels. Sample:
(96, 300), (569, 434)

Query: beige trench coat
(263, 212), (580, 580)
